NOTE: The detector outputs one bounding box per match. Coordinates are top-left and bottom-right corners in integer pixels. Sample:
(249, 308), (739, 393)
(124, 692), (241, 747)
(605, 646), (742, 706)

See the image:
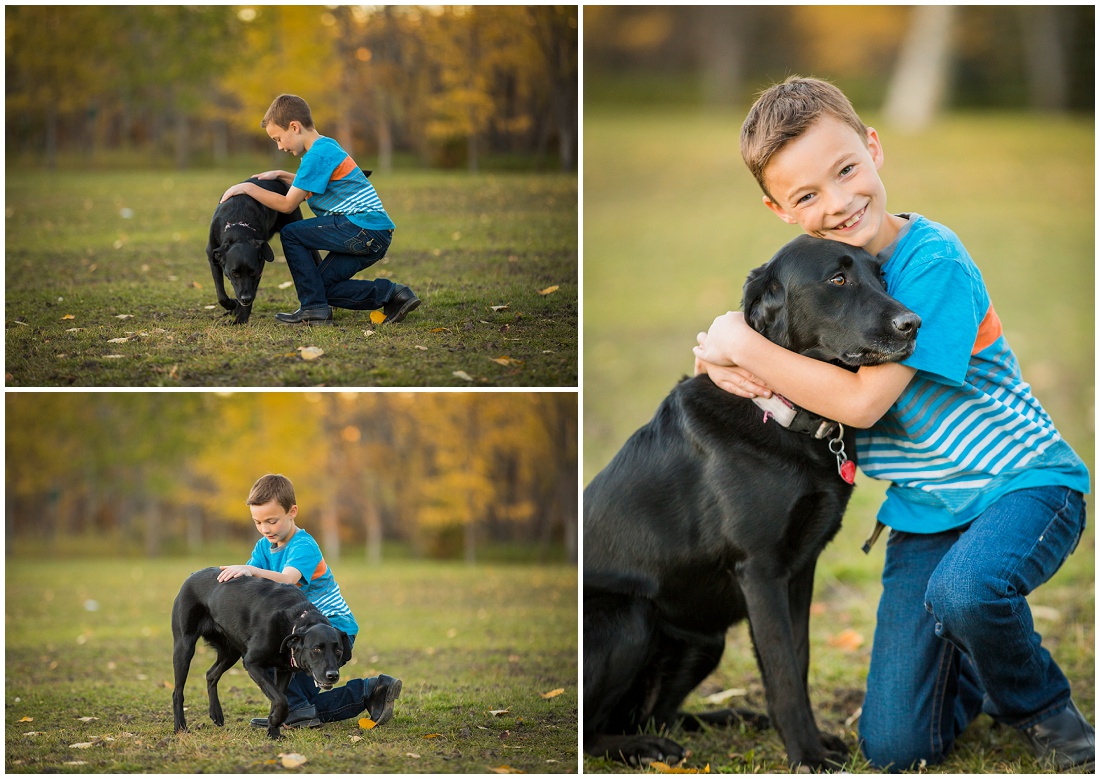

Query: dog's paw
(232, 304), (252, 324)
(621, 736), (685, 767)
(218, 298), (236, 312)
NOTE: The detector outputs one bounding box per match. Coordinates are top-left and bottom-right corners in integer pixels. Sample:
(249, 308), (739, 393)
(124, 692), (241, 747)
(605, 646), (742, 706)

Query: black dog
(583, 235), (920, 771)
(205, 178), (320, 324)
(171, 567), (352, 739)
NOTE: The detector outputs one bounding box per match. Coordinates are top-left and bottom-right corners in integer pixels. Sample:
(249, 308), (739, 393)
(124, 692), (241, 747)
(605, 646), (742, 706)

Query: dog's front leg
(738, 560), (845, 772)
(207, 250), (237, 313)
(242, 659), (291, 739)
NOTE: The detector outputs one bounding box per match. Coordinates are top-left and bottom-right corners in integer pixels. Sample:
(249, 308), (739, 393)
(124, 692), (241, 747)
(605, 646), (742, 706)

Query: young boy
(219, 94), (420, 326)
(693, 76), (1093, 771)
(217, 473), (402, 729)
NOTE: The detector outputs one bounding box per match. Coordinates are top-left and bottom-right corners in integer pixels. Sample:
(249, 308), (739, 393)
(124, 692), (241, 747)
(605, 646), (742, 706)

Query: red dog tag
(839, 459), (856, 485)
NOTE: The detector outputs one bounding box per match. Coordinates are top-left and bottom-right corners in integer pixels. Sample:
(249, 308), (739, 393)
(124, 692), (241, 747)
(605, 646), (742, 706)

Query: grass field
(583, 109), (1094, 772)
(5, 168), (577, 387)
(5, 557), (578, 773)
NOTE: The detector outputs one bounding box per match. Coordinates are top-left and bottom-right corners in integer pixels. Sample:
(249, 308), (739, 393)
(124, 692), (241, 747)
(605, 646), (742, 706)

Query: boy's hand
(694, 314), (773, 399)
(217, 565), (254, 582)
(253, 170), (286, 181)
(220, 183), (253, 203)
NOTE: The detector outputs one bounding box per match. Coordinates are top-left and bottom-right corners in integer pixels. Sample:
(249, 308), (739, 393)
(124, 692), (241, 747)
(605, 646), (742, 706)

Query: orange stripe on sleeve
(312, 559), (328, 580)
(331, 156), (357, 181)
(972, 304), (1002, 354)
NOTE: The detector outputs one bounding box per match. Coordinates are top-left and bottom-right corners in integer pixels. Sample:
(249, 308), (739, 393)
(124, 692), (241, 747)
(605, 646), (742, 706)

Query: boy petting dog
(217, 473), (402, 729)
(693, 76), (1092, 772)
(220, 94), (420, 326)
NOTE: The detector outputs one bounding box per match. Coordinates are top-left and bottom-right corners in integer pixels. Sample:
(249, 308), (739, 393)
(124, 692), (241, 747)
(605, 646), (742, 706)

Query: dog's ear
(280, 633), (302, 655)
(339, 631), (353, 666)
(253, 239), (275, 263)
(741, 261), (790, 348)
(212, 247), (224, 263)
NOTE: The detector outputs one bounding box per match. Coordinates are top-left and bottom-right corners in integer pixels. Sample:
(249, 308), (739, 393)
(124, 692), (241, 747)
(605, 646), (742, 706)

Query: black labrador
(583, 235), (920, 771)
(171, 567), (352, 739)
(205, 177), (319, 324)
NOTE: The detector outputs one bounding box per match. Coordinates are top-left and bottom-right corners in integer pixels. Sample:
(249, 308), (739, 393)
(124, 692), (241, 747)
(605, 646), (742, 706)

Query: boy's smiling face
(761, 115), (900, 256)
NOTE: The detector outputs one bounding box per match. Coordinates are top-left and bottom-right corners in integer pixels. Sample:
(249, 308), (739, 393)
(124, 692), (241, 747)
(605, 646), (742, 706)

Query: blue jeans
(281, 634), (384, 723)
(859, 486), (1086, 771)
(280, 214), (397, 311)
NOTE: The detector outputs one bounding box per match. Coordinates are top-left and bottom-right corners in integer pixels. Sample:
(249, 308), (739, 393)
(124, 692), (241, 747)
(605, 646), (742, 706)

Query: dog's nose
(326, 671), (340, 682)
(892, 312), (921, 336)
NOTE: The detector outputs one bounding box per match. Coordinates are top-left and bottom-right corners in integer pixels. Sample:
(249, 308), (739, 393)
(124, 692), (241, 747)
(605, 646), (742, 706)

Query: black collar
(751, 394), (841, 440)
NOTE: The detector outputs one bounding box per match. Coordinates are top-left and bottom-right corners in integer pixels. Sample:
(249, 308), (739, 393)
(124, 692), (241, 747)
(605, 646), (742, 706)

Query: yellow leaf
(358, 717), (377, 730)
(827, 628), (865, 652)
(537, 285), (559, 295)
(18, 716), (33, 722)
(490, 356), (523, 366)
(278, 752), (308, 768)
(490, 305), (510, 312)
(369, 310), (387, 324)
(490, 766), (524, 774)
(61, 314), (76, 320)
(488, 708), (510, 717)
(190, 281), (202, 289)
(423, 733), (443, 739)
(453, 370), (474, 382)
(297, 346), (324, 361)
(539, 688), (565, 699)
(650, 761), (711, 774)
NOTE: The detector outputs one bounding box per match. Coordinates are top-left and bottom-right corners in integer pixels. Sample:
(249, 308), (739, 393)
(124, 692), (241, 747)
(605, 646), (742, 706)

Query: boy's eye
(796, 193), (813, 205)
(839, 164), (854, 176)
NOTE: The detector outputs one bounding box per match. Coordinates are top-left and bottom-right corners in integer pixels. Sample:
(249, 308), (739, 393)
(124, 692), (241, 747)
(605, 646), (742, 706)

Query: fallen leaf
(423, 733), (443, 739)
(827, 628), (865, 652)
(489, 709), (511, 717)
(278, 752), (308, 768)
(701, 688), (745, 704)
(63, 761), (88, 766)
(61, 314), (76, 320)
(190, 281), (202, 289)
(369, 310), (387, 324)
(414, 345), (428, 351)
(490, 766), (524, 774)
(490, 356), (523, 366)
(349, 735), (363, 743)
(650, 761), (711, 773)
(76, 716), (98, 723)
(18, 716), (33, 722)
(538, 285), (559, 295)
(204, 305), (217, 310)
(114, 314), (134, 319)
(358, 717), (377, 730)
(539, 688), (565, 699)
(406, 753), (421, 759)
(453, 370), (474, 382)
(297, 346), (324, 361)
(490, 305), (510, 312)
(362, 330), (375, 337)
(278, 281), (294, 289)
(69, 742), (95, 749)
(65, 328), (84, 332)
(107, 337), (131, 344)
(22, 731), (44, 737)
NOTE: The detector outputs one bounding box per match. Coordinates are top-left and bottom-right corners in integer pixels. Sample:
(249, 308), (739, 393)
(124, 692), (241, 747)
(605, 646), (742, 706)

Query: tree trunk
(1018, 7), (1068, 111)
(883, 5), (956, 130)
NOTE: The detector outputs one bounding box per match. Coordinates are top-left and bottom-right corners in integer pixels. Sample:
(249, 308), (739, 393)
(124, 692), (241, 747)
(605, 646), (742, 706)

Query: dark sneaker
(366, 675), (402, 726)
(381, 286), (420, 324)
(1022, 699), (1095, 771)
(250, 705), (322, 729)
(275, 306), (334, 326)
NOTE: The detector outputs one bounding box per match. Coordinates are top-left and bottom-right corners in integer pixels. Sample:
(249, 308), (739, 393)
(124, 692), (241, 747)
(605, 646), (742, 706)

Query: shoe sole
(276, 319), (334, 326)
(384, 298), (420, 324)
(372, 678), (402, 726)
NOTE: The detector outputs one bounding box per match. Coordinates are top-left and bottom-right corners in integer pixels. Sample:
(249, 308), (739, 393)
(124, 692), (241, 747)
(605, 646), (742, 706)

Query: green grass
(5, 169), (577, 387)
(582, 109), (1094, 772)
(5, 558), (578, 773)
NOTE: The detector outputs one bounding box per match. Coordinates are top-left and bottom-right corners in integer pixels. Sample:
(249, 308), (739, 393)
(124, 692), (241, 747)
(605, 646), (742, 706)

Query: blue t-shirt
(854, 214), (1090, 533)
(247, 526), (359, 636)
(293, 136), (395, 231)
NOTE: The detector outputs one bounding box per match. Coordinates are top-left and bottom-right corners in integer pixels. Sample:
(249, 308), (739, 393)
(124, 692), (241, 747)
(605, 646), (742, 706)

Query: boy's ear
(866, 126), (886, 170)
(762, 195), (798, 225)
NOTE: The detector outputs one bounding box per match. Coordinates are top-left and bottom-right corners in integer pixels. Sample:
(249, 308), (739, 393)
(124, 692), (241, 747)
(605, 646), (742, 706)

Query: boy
(218, 473), (402, 729)
(219, 94), (420, 326)
(693, 76), (1093, 771)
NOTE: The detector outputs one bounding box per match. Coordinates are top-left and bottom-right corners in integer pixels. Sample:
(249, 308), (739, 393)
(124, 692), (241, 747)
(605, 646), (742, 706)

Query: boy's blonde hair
(740, 76), (867, 199)
(247, 473), (297, 512)
(261, 94), (314, 130)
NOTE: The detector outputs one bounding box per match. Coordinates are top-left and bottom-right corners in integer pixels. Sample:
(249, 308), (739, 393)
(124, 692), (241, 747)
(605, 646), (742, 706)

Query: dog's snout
(892, 312), (921, 336)
(326, 671), (340, 682)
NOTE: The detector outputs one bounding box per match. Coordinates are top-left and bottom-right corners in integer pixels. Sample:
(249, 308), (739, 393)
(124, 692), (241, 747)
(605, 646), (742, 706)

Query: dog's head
(213, 237), (275, 308)
(280, 623), (352, 691)
(742, 235), (920, 368)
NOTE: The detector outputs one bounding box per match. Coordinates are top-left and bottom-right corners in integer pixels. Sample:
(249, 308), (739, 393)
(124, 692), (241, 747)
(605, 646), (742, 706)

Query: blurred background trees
(6, 392), (577, 563)
(584, 6), (1093, 121)
(5, 5), (578, 171)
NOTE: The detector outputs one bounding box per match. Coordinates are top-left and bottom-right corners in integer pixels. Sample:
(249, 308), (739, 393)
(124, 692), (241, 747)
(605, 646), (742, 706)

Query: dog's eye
(829, 274), (846, 286)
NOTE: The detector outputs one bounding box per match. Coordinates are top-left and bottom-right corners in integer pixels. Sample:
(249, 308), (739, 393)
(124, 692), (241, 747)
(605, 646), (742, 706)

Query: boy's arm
(253, 170), (295, 186)
(217, 564), (303, 585)
(694, 311), (915, 428)
(219, 182), (309, 214)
